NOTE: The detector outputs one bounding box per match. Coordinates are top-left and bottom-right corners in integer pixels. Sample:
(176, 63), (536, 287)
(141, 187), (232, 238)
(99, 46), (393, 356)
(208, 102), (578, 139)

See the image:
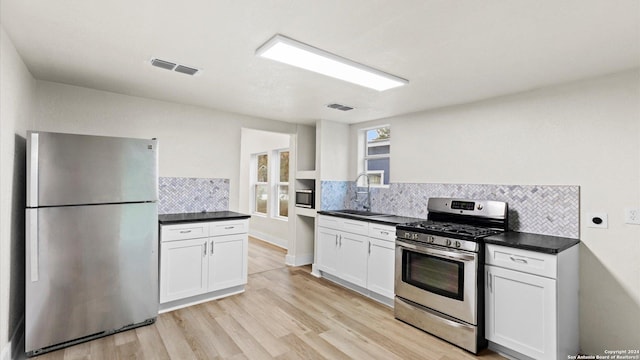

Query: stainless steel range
(394, 198), (508, 354)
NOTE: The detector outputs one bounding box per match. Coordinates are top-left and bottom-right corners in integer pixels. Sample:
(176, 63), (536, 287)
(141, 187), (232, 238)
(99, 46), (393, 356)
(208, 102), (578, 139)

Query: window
(251, 149), (290, 219)
(275, 150), (289, 218)
(253, 153), (268, 215)
(361, 126), (390, 186)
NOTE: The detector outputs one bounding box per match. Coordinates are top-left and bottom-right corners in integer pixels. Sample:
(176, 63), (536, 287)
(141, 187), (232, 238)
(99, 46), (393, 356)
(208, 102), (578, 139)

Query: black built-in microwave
(295, 189), (314, 208)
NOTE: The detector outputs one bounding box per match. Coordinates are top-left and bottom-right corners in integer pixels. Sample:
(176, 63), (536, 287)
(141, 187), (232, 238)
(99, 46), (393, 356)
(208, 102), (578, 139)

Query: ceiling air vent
(150, 58), (200, 76)
(174, 65), (199, 76)
(151, 58), (176, 71)
(327, 103), (354, 111)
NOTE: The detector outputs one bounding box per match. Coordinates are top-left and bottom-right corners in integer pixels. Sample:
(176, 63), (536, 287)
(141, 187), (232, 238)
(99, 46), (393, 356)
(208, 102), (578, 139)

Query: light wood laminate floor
(32, 237), (504, 360)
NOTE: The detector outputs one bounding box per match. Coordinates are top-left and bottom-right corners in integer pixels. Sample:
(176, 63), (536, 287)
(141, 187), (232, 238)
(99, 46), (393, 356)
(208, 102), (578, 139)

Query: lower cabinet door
(208, 234), (247, 291)
(486, 265), (557, 360)
(367, 238), (395, 299)
(160, 238), (208, 303)
(316, 227), (339, 276)
(337, 231), (369, 288)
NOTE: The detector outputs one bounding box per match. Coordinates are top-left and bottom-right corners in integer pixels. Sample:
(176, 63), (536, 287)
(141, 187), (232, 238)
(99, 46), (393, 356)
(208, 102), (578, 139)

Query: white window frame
(358, 125), (390, 188)
(272, 148), (289, 221)
(251, 152), (269, 217)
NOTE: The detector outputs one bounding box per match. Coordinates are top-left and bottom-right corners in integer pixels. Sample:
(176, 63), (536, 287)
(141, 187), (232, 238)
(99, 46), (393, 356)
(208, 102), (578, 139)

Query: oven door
(395, 239), (478, 325)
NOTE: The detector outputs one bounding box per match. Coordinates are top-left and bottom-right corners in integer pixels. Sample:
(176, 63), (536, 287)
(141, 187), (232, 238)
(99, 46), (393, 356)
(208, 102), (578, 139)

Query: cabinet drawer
(368, 223), (396, 242)
(161, 223), (208, 242)
(209, 219), (248, 236)
(341, 218), (369, 236)
(486, 244), (557, 278)
(318, 215), (341, 229)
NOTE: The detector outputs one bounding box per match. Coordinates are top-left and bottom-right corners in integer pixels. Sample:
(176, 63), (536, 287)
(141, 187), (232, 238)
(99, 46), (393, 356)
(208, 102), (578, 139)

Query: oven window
(403, 250), (464, 301)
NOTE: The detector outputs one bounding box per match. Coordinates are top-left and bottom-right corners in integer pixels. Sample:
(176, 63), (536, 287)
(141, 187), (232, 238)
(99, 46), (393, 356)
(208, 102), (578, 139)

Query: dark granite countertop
(317, 210), (425, 225)
(484, 231), (580, 254)
(159, 211), (251, 225)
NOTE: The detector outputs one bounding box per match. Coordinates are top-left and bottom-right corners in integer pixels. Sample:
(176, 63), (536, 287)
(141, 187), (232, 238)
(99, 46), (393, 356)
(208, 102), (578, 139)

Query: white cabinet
(160, 238), (208, 302)
(486, 264), (556, 359)
(208, 233), (247, 291)
(366, 223), (396, 299)
(338, 231), (369, 288)
(316, 216), (369, 288)
(160, 219), (248, 310)
(316, 226), (339, 275)
(316, 215), (396, 304)
(485, 244), (579, 360)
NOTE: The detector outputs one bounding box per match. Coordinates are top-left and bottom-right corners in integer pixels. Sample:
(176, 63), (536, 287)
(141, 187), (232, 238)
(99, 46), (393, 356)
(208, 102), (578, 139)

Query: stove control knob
(477, 204), (484, 210)
(446, 239), (452, 246)
(455, 241), (461, 248)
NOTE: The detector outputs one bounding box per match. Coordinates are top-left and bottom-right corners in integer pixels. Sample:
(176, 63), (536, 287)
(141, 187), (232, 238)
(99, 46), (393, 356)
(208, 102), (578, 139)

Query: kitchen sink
(330, 209), (392, 217)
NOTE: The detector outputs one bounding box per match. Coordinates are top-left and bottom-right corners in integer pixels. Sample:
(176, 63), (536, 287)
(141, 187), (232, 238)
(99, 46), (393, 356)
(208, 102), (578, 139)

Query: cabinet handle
(335, 234), (338, 246)
(203, 242), (207, 257)
(488, 271), (492, 293)
(368, 241), (371, 254)
(381, 231), (389, 235)
(339, 235), (342, 247)
(179, 230), (192, 234)
(225, 226), (234, 230)
(210, 240), (214, 255)
(509, 256), (528, 264)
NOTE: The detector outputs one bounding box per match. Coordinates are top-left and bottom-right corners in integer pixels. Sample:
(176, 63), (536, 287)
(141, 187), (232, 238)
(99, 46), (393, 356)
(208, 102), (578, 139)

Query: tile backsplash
(158, 177), (229, 214)
(321, 181), (580, 239)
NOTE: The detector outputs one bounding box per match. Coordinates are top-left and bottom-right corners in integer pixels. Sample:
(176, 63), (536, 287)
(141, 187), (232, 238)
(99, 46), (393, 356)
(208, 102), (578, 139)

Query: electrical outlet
(625, 208), (640, 225)
(586, 212), (608, 229)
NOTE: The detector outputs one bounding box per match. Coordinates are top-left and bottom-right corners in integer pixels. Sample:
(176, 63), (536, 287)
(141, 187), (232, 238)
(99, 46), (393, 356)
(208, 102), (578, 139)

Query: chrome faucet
(354, 172), (371, 212)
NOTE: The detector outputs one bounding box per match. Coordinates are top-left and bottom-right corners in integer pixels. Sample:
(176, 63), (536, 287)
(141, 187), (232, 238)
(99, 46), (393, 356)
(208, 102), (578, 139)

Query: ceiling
(1, 1), (639, 125)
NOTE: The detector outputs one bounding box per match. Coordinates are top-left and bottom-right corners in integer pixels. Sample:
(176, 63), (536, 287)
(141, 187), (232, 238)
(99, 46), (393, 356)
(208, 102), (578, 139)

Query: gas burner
(399, 220), (502, 239)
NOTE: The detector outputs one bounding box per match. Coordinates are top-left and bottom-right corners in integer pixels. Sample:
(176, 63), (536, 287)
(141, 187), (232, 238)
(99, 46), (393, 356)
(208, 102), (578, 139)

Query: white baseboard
(1, 344), (10, 360)
(285, 253), (313, 266)
(248, 231), (287, 249)
(488, 341), (534, 360)
(310, 264), (321, 278)
(3, 315), (24, 360)
(159, 286), (245, 314)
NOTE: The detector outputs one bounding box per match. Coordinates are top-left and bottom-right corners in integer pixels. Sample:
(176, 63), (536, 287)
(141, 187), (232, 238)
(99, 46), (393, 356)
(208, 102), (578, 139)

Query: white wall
(0, 26), (36, 359)
(239, 128), (291, 248)
(317, 120), (350, 181)
(350, 69), (640, 352)
(31, 81), (297, 212)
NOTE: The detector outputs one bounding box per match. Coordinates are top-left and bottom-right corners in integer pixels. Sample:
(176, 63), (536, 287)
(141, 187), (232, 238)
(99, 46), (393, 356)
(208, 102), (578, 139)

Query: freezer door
(25, 203), (158, 353)
(27, 131), (158, 207)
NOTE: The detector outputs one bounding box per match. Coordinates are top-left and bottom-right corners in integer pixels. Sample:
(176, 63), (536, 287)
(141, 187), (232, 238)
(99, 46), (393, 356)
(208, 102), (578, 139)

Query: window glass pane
(257, 154), (268, 183)
(364, 126), (390, 185)
(367, 144), (390, 156)
(255, 184), (268, 214)
(278, 185), (288, 217)
(366, 158), (390, 185)
(367, 173), (383, 185)
(279, 151), (289, 183)
(366, 127), (390, 143)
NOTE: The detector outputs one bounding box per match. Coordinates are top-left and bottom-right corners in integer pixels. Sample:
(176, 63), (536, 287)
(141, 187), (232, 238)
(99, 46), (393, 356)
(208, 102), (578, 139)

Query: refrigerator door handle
(27, 209), (39, 282)
(27, 132), (39, 207)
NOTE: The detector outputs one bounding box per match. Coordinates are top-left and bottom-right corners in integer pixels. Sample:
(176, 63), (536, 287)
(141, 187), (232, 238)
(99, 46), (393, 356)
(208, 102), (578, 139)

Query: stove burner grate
(399, 220), (502, 239)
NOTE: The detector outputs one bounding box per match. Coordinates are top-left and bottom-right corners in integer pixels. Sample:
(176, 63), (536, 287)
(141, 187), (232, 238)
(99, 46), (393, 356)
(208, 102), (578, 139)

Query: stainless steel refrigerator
(25, 131), (159, 356)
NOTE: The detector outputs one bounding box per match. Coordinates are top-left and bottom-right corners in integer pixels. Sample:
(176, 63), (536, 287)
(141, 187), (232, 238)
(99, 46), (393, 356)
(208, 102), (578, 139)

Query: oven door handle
(396, 239), (476, 262)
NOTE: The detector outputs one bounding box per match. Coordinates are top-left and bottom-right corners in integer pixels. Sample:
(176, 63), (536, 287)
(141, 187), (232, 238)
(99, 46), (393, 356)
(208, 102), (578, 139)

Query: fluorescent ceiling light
(256, 34), (408, 91)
